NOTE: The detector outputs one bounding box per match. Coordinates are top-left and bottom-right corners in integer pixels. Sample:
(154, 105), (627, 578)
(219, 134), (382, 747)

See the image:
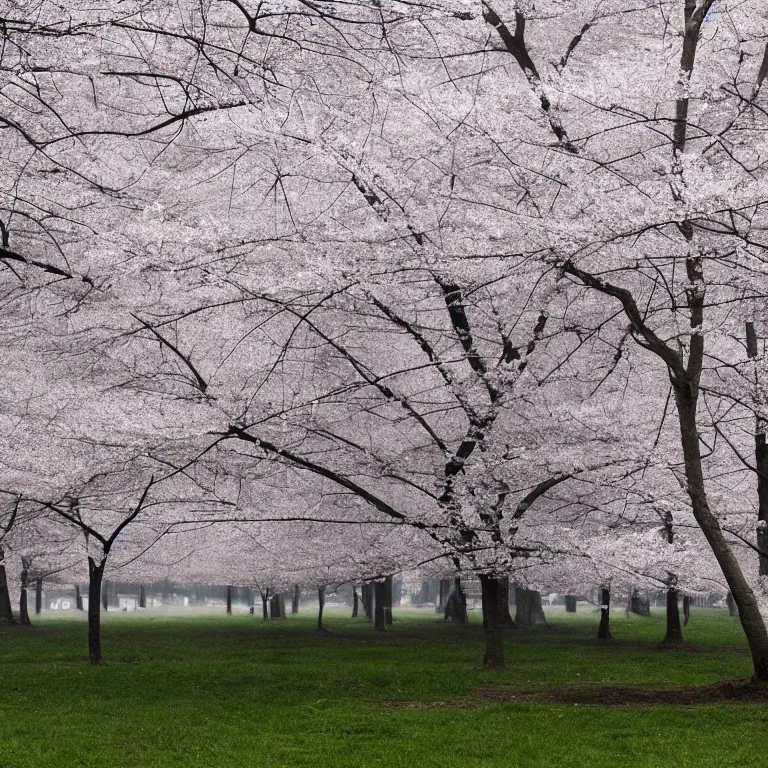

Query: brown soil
(477, 680), (768, 706)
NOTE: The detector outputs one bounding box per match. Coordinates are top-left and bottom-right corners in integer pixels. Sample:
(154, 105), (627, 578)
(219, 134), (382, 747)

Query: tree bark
(565, 595), (577, 613)
(479, 575), (505, 669)
(18, 559), (31, 626)
(683, 594), (691, 626)
(75, 584), (84, 611)
(0, 547), (14, 624)
(597, 586), (612, 640)
(261, 592), (269, 620)
(139, 585), (146, 609)
(436, 578), (452, 613)
(444, 577), (468, 625)
(88, 558), (105, 664)
(269, 593), (284, 619)
(373, 580), (387, 631)
(226, 586), (232, 614)
(361, 582), (373, 620)
(499, 576), (514, 626)
(663, 588), (684, 644)
(101, 578), (109, 612)
(747, 323), (768, 576)
(352, 587), (359, 618)
(726, 591), (739, 617)
(384, 575), (394, 626)
(515, 587), (547, 628)
(629, 588), (651, 617)
(317, 585), (326, 631)
(676, 389), (768, 680)
(291, 585), (300, 614)
(35, 578), (43, 615)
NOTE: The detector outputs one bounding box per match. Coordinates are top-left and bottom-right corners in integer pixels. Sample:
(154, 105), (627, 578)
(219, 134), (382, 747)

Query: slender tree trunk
(597, 586), (612, 640)
(436, 578), (452, 613)
(565, 595), (577, 613)
(35, 579), (43, 615)
(88, 558), (105, 664)
(676, 390), (768, 680)
(139, 585), (146, 609)
(747, 323), (768, 576)
(261, 592), (269, 620)
(444, 577), (468, 625)
(75, 584), (83, 611)
(101, 578), (108, 613)
(479, 575), (505, 669)
(317, 586), (326, 631)
(226, 586), (232, 615)
(663, 588), (684, 644)
(373, 580), (387, 631)
(0, 547), (14, 624)
(683, 594), (691, 626)
(18, 560), (31, 626)
(384, 575), (394, 626)
(352, 587), (359, 618)
(291, 585), (300, 614)
(499, 576), (514, 626)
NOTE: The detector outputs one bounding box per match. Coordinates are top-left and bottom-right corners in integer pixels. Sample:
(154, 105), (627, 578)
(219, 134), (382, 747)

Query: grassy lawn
(1, 606), (765, 767)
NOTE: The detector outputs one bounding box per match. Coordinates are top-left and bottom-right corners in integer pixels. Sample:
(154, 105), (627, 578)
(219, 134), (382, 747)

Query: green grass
(0, 606), (765, 767)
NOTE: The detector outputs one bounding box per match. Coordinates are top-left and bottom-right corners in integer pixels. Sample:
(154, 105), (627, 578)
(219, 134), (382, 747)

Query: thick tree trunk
(226, 586), (232, 614)
(352, 587), (359, 618)
(628, 589), (651, 617)
(139, 585), (146, 609)
(75, 584), (84, 611)
(565, 595), (578, 613)
(88, 559), (105, 665)
(0, 547), (14, 624)
(663, 588), (684, 644)
(479, 575), (505, 669)
(384, 575), (394, 626)
(726, 591), (738, 617)
(683, 594), (691, 626)
(361, 582), (373, 620)
(676, 390), (768, 681)
(597, 586), (612, 640)
(18, 561), (31, 626)
(291, 585), (300, 614)
(317, 586), (326, 631)
(269, 593), (284, 619)
(261, 593), (269, 620)
(373, 580), (387, 631)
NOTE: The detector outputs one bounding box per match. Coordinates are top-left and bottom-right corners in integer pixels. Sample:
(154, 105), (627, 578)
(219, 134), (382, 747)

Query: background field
(0, 607), (765, 767)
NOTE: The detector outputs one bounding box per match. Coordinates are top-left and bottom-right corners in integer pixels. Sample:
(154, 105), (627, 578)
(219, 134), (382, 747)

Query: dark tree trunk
(18, 560), (31, 626)
(101, 579), (109, 612)
(675, 386), (768, 681)
(226, 586), (232, 615)
(291, 585), (300, 614)
(0, 547), (14, 624)
(629, 589), (651, 617)
(269, 593), (284, 619)
(373, 580), (387, 631)
(499, 576), (514, 626)
(726, 591), (739, 617)
(683, 594), (691, 626)
(444, 577), (468, 625)
(261, 592), (269, 620)
(88, 558), (105, 664)
(597, 587), (612, 639)
(747, 323), (768, 576)
(515, 587), (547, 628)
(479, 575), (505, 669)
(384, 575), (394, 626)
(565, 595), (578, 613)
(361, 582), (373, 620)
(139, 585), (146, 609)
(75, 584), (84, 611)
(663, 588), (684, 644)
(35, 578), (43, 615)
(436, 578), (452, 613)
(352, 587), (359, 618)
(317, 586), (326, 631)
